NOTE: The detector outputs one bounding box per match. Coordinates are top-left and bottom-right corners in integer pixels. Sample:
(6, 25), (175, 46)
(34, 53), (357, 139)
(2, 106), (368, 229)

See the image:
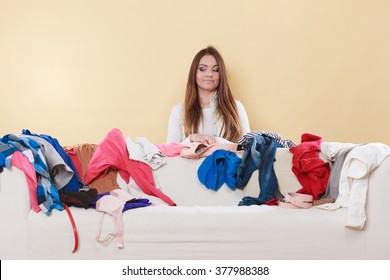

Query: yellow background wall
(1, 0), (389, 146)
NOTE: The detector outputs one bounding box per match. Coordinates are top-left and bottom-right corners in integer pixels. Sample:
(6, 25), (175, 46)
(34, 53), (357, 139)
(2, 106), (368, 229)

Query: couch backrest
(119, 148), (305, 206)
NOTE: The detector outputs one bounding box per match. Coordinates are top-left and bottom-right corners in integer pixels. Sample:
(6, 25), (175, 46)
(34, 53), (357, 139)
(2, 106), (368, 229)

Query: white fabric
(23, 204), (364, 260)
(166, 99), (250, 143)
(320, 142), (357, 161)
(2, 148), (390, 259)
(317, 143), (390, 229)
(120, 148), (301, 206)
(273, 148), (302, 194)
(124, 136), (166, 170)
(128, 154), (260, 206)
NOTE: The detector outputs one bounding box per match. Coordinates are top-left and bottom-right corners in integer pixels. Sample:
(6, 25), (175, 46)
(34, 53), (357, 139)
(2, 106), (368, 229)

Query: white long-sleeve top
(318, 142), (390, 229)
(166, 97), (250, 144)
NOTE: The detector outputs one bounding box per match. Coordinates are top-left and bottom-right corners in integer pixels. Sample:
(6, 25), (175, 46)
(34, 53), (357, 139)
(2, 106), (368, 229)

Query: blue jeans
(236, 135), (281, 205)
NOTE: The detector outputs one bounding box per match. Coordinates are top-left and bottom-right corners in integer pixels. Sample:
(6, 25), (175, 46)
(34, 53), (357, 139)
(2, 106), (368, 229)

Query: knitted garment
(289, 133), (330, 200)
(197, 149), (241, 191)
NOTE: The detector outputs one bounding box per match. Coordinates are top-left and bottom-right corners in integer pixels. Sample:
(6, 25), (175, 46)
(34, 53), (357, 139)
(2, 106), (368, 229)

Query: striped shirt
(238, 130), (297, 148)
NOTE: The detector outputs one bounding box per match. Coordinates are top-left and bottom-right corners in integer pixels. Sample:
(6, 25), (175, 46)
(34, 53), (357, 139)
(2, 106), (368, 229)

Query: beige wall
(1, 0), (389, 146)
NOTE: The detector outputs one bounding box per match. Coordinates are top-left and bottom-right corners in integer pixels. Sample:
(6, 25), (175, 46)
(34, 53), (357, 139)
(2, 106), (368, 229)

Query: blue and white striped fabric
(238, 130), (297, 148)
(0, 134), (63, 215)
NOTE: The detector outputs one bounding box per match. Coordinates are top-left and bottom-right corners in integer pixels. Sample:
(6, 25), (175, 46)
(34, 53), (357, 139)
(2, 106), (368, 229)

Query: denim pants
(236, 135), (281, 206)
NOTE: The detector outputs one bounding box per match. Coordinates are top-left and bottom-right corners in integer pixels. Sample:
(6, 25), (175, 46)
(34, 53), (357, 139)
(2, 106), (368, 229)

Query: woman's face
(196, 54), (220, 94)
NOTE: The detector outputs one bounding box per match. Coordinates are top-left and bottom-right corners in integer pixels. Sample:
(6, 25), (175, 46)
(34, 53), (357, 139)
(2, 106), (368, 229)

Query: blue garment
(0, 143), (16, 171)
(22, 129), (80, 192)
(1, 134), (63, 215)
(236, 135), (281, 206)
(198, 149), (241, 191)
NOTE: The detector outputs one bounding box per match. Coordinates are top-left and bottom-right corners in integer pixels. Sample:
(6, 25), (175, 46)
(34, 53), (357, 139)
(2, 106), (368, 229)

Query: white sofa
(1, 147), (390, 260)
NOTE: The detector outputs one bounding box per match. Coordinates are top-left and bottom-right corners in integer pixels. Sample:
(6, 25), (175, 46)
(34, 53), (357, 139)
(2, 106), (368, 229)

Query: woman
(166, 46), (250, 144)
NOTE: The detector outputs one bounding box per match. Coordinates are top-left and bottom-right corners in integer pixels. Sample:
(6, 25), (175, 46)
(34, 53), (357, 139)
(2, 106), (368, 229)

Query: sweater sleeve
(235, 100), (251, 135)
(166, 103), (184, 143)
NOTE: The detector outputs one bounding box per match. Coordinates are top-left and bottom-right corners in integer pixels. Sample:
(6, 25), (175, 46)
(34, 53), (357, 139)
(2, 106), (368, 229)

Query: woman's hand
(190, 134), (216, 144)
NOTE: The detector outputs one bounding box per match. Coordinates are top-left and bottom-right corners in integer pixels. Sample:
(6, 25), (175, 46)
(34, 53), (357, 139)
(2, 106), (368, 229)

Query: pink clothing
(63, 146), (83, 181)
(180, 142), (239, 159)
(10, 151), (40, 212)
(96, 189), (133, 248)
(84, 128), (176, 206)
(64, 144), (119, 194)
(156, 142), (184, 157)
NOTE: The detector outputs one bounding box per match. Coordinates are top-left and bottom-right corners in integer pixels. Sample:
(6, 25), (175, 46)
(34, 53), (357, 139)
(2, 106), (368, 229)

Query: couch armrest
(0, 167), (30, 259)
(0, 167), (32, 219)
(364, 155), (390, 258)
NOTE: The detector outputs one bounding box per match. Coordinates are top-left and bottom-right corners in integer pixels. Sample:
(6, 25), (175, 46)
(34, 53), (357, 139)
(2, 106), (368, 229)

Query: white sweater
(166, 98), (251, 144)
(319, 142), (390, 229)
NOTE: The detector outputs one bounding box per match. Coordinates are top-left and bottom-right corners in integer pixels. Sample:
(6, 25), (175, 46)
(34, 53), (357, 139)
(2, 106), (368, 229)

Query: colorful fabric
(84, 128), (176, 206)
(0, 143), (16, 171)
(22, 129), (81, 192)
(1, 134), (63, 215)
(289, 133), (330, 200)
(63, 143), (120, 194)
(238, 130), (296, 148)
(10, 151), (40, 212)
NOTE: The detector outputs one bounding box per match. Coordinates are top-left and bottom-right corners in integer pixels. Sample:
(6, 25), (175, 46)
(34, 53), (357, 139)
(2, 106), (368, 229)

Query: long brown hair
(183, 46), (242, 142)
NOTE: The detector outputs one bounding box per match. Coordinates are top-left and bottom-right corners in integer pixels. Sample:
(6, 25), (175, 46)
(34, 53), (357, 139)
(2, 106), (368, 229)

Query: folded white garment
(124, 136), (166, 170)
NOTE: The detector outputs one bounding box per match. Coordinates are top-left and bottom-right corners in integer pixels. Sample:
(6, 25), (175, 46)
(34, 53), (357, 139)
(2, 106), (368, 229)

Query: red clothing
(84, 128), (176, 206)
(289, 133), (330, 200)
